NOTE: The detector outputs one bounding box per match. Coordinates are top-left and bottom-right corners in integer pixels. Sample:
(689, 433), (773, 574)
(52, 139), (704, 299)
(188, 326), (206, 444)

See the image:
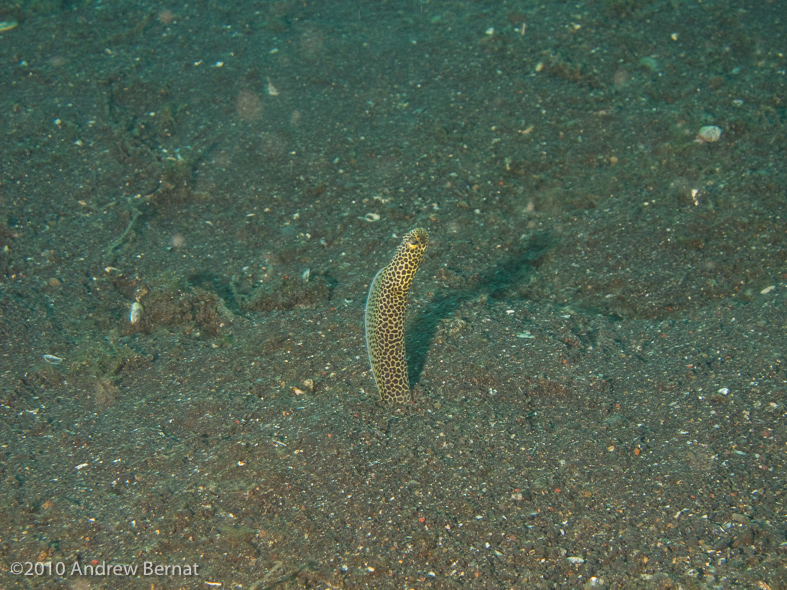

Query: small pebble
(130, 301), (144, 324)
(696, 125), (722, 143)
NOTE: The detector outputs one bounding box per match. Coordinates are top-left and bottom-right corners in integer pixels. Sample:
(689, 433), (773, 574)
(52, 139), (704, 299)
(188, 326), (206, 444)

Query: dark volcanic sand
(0, 0), (785, 588)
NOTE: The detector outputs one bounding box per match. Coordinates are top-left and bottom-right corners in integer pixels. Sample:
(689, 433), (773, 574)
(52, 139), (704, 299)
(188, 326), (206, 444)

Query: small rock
(696, 125), (722, 143)
(731, 513), (750, 525)
(130, 301), (144, 324)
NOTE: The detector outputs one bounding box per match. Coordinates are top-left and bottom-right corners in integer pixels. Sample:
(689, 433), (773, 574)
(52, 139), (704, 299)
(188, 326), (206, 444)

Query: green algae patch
(240, 274), (332, 312)
(67, 342), (142, 381)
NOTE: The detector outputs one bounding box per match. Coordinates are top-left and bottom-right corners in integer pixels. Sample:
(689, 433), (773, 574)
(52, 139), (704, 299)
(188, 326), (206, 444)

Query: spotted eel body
(365, 228), (429, 403)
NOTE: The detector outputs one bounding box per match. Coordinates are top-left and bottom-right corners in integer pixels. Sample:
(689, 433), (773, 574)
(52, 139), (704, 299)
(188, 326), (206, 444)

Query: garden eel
(365, 228), (429, 404)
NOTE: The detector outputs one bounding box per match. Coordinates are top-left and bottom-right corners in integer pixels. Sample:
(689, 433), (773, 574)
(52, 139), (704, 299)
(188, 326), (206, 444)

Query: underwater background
(0, 0), (785, 588)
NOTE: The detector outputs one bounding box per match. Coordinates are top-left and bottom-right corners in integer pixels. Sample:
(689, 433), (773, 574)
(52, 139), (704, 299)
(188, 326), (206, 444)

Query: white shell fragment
(696, 125), (722, 143)
(129, 301), (144, 324)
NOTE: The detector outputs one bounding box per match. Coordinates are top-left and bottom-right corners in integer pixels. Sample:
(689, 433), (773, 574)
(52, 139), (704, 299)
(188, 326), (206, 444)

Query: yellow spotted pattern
(365, 228), (429, 404)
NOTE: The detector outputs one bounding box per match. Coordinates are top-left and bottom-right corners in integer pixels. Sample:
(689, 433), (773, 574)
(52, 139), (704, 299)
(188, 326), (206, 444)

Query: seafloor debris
(129, 301), (144, 324)
(696, 125), (722, 143)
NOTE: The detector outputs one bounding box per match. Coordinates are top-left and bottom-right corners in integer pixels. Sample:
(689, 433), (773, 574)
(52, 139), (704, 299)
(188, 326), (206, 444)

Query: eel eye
(407, 239), (418, 250)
